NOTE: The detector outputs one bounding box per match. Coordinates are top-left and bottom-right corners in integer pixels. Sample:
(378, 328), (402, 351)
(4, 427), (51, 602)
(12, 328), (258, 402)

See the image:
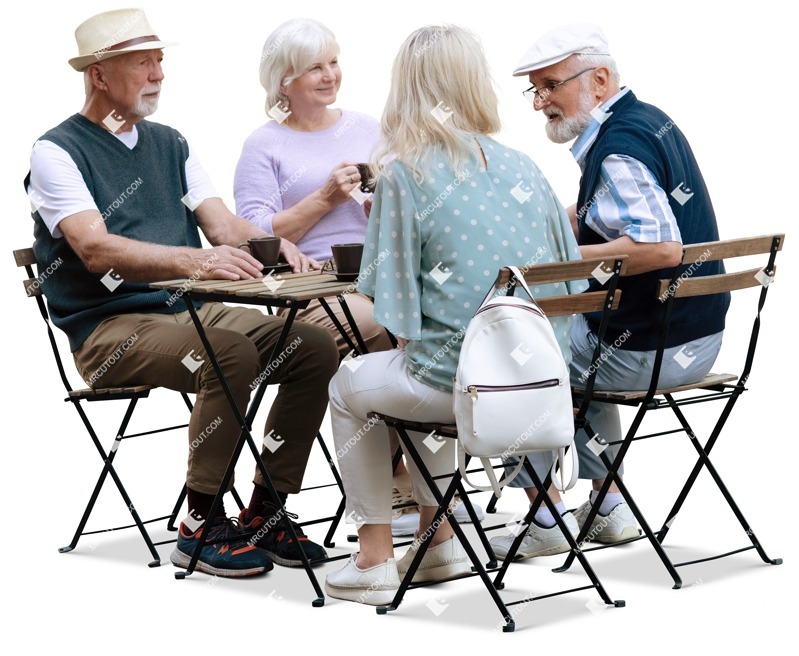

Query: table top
(149, 270), (357, 302)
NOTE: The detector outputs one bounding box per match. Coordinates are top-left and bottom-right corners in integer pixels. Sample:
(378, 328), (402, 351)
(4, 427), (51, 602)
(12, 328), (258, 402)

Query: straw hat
(68, 8), (176, 71)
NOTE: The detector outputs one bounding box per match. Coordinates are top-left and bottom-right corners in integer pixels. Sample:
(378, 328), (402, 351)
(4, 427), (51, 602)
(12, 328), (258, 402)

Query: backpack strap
(550, 442), (579, 493)
(507, 265), (543, 309)
(458, 442), (579, 497)
(457, 444), (526, 498)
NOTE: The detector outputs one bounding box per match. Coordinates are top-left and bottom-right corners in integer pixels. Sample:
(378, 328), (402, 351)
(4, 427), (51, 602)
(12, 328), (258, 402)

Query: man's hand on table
(193, 245), (263, 280)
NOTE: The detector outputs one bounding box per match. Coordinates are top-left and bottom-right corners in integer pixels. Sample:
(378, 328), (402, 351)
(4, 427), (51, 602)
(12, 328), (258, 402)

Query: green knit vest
(29, 113), (203, 351)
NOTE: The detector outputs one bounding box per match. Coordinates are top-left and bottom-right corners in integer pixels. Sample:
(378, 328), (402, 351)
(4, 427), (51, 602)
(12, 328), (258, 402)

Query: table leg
(177, 296), (325, 605)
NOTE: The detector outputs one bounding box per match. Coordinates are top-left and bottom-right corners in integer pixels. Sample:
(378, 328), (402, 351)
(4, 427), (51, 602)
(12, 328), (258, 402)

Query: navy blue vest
(577, 91), (729, 350)
(28, 114), (203, 351)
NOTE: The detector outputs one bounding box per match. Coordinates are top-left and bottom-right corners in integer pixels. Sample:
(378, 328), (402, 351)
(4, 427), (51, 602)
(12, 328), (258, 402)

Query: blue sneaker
(239, 502), (328, 567)
(170, 516), (273, 577)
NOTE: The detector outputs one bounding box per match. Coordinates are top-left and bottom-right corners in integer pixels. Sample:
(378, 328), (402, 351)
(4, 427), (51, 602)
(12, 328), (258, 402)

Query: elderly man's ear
(86, 63), (110, 91)
(590, 66), (613, 100)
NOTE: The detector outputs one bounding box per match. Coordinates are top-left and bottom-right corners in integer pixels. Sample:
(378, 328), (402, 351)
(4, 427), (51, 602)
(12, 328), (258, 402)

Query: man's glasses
(522, 67), (597, 105)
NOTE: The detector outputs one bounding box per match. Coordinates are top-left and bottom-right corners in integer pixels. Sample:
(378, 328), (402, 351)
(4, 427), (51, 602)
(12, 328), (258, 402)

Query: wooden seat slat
(575, 373), (738, 401)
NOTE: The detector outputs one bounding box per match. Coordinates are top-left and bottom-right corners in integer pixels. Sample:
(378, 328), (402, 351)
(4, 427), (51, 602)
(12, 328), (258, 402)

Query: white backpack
(453, 266), (578, 497)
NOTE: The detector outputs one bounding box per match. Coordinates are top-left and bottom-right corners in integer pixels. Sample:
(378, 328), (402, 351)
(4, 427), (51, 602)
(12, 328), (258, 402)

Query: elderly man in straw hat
(491, 23), (729, 559)
(26, 8), (339, 577)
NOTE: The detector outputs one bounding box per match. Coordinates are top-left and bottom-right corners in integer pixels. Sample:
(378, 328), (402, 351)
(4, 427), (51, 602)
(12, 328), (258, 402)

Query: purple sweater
(234, 109), (380, 261)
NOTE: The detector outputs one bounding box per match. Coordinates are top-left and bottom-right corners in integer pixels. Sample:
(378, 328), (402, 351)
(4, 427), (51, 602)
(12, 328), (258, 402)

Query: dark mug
(356, 163), (376, 194)
(238, 236), (281, 268)
(331, 243), (364, 281)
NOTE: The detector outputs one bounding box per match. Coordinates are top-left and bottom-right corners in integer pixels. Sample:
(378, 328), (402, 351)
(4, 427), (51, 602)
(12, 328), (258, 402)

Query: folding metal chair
(14, 246), (243, 567)
(559, 234), (784, 588)
(371, 256), (627, 631)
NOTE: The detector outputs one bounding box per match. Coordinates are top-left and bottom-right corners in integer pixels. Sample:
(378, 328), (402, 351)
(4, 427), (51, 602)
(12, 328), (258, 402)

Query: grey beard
(545, 112), (591, 143)
(132, 94), (159, 118)
(545, 91), (597, 143)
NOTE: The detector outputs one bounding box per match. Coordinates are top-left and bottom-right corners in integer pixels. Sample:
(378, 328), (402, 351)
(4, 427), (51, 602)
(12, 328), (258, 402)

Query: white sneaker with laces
(391, 487), (420, 537)
(490, 512), (579, 560)
(324, 554), (400, 605)
(391, 490), (485, 537)
(573, 497), (640, 543)
(396, 534), (472, 582)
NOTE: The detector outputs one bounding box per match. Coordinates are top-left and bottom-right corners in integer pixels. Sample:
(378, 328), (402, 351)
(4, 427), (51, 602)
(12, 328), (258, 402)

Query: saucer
(262, 263), (293, 274)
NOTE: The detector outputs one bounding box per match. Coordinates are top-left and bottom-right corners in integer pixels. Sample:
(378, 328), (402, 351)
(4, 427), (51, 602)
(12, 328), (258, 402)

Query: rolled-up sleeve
(585, 154), (682, 244)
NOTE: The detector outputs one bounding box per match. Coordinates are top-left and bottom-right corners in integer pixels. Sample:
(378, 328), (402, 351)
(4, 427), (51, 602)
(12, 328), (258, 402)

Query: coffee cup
(356, 163), (375, 193)
(239, 236), (281, 268)
(331, 243), (364, 281)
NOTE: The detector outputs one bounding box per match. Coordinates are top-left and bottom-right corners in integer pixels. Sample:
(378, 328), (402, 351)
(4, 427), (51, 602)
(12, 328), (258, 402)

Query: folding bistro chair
(371, 256), (627, 631)
(14, 246), (243, 567)
(559, 234), (784, 588)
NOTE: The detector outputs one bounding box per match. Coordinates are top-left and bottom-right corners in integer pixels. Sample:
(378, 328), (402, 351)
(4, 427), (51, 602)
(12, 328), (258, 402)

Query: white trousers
(329, 349), (455, 524)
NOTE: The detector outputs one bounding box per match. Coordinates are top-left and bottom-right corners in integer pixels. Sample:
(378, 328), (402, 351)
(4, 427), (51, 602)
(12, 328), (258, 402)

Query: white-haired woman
(324, 24), (584, 604)
(234, 17), (392, 355)
(235, 18), (483, 533)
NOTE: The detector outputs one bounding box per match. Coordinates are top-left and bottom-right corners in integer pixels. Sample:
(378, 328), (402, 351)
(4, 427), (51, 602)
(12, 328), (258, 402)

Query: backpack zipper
(467, 379), (562, 400)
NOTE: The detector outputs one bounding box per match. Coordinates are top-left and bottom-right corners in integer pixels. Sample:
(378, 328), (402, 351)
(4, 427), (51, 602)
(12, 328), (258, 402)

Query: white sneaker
(573, 497), (640, 543)
(391, 490), (485, 537)
(490, 512), (579, 560)
(397, 534), (472, 582)
(452, 496), (485, 524)
(324, 554), (400, 606)
(391, 487), (420, 537)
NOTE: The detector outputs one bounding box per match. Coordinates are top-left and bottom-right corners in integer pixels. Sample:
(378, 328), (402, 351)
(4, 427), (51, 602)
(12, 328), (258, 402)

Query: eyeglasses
(522, 67), (597, 105)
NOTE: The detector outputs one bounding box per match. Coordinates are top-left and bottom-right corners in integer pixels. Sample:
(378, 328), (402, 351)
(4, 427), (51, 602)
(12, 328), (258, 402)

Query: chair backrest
(14, 246), (76, 393)
(655, 234), (784, 387)
(494, 256), (628, 418)
(495, 256), (627, 318)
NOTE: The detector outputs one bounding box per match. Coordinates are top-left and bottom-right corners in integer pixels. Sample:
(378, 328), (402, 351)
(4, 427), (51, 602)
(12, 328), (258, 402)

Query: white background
(2, 0), (795, 653)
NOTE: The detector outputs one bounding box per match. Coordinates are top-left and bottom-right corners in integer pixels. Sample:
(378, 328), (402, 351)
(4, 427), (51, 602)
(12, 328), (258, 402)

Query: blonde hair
(259, 18), (339, 117)
(373, 25), (501, 183)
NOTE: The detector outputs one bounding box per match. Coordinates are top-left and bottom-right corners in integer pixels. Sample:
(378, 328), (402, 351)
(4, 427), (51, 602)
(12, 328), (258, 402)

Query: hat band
(103, 34), (161, 53)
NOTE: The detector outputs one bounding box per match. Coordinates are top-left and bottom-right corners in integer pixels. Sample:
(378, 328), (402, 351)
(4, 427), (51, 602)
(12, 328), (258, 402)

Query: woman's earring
(268, 92), (292, 123)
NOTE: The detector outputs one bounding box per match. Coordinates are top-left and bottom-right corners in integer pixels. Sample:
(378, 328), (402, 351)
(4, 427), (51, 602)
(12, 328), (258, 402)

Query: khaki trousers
(73, 302), (339, 495)
(277, 293), (393, 357)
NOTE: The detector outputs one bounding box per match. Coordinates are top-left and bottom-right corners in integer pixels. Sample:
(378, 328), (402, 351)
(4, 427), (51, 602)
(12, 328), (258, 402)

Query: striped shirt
(571, 88), (681, 244)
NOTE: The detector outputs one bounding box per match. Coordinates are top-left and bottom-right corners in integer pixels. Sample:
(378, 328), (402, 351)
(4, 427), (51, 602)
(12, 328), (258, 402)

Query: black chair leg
(61, 398), (162, 567)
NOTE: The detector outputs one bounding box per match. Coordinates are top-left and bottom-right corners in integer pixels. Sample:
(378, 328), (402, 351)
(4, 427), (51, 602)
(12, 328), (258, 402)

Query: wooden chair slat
(681, 234), (784, 263)
(494, 256), (628, 288)
(23, 278), (43, 297)
(577, 373), (738, 401)
(657, 267), (772, 299)
(14, 248), (36, 267)
(68, 384), (154, 399)
(537, 290), (622, 317)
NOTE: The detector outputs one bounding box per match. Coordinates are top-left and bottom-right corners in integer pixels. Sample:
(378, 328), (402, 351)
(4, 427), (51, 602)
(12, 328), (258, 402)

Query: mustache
(140, 84), (161, 96)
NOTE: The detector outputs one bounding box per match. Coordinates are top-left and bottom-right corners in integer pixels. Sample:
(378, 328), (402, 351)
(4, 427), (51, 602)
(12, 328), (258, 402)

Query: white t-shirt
(28, 124), (219, 238)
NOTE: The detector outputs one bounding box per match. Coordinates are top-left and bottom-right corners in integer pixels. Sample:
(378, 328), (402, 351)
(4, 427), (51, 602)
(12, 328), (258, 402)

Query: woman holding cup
(235, 18), (483, 531)
(234, 18), (389, 354)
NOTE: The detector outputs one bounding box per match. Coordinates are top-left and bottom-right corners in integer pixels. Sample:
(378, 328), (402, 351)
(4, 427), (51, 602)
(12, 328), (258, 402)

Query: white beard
(544, 91), (596, 144)
(132, 86), (160, 117)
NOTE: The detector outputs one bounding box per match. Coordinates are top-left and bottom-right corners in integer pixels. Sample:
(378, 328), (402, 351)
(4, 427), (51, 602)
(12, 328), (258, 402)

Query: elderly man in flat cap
(26, 8), (340, 577)
(491, 23), (729, 559)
